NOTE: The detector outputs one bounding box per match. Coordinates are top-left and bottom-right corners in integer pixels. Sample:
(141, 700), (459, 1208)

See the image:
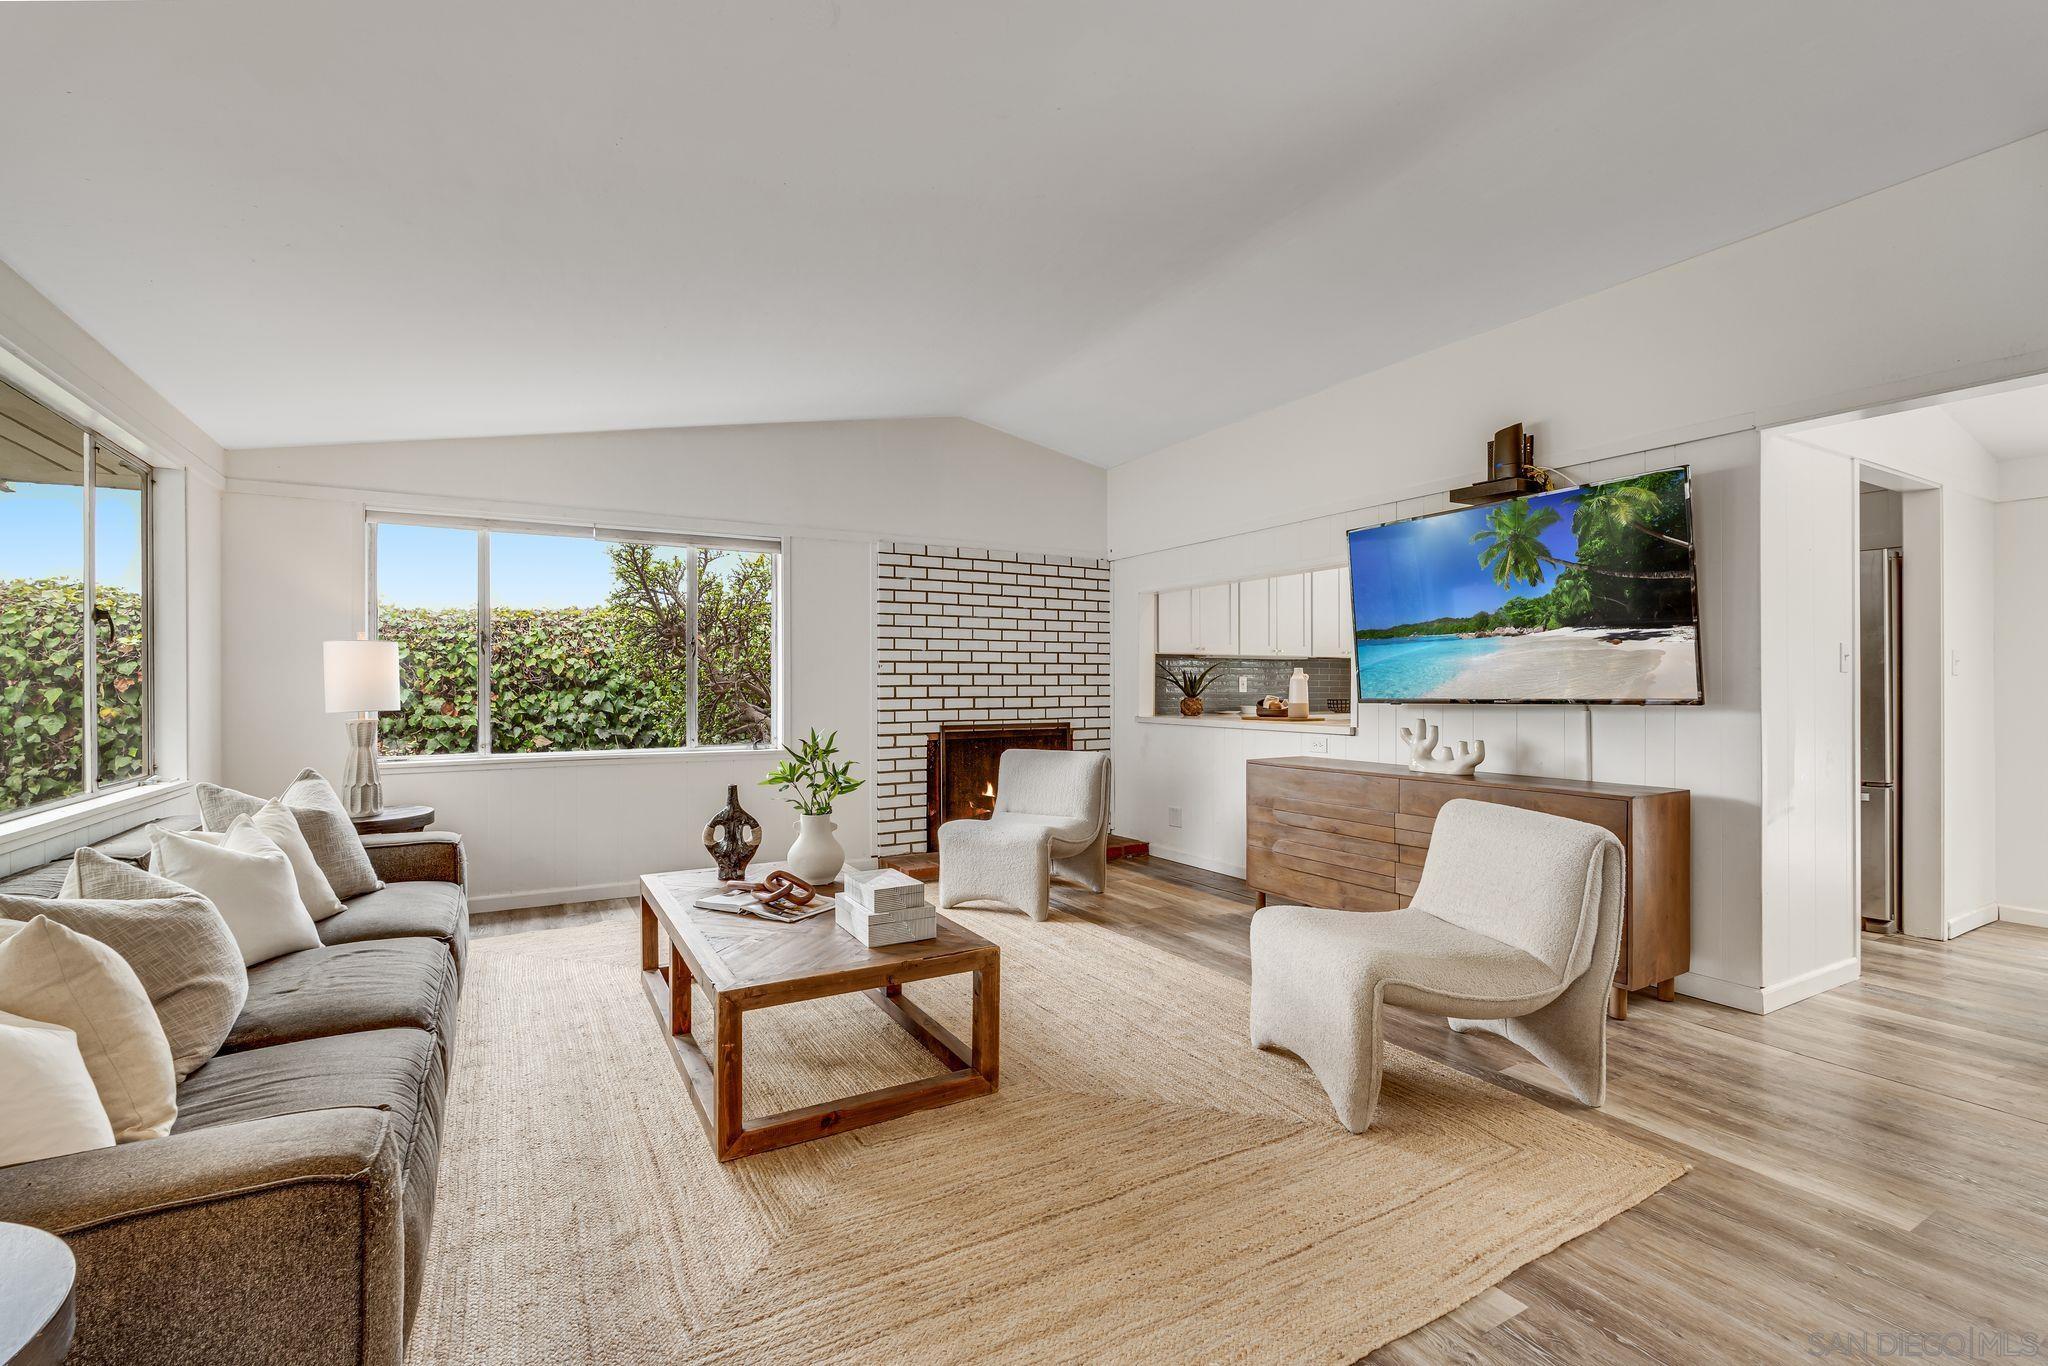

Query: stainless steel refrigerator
(1859, 548), (1902, 933)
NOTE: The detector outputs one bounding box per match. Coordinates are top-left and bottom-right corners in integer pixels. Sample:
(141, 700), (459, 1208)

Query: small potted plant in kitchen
(761, 728), (865, 883)
(1158, 660), (1225, 717)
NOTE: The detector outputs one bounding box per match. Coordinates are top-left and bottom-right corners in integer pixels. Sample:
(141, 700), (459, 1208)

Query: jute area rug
(410, 903), (1681, 1364)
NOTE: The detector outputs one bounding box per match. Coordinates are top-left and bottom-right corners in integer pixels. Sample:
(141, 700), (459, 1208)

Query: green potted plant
(1158, 660), (1225, 717)
(761, 728), (865, 883)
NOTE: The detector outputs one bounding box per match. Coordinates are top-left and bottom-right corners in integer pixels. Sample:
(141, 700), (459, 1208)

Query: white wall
(1941, 489), (1998, 933)
(1756, 439), (1859, 1001)
(222, 417), (1104, 912)
(1108, 129), (2048, 1011)
(0, 260), (226, 876)
(1899, 491), (1946, 941)
(1995, 495), (2048, 923)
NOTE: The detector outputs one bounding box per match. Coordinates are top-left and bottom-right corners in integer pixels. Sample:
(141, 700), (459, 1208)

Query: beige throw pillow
(0, 917), (177, 1142)
(249, 797), (346, 919)
(198, 770), (382, 901)
(8, 849), (249, 1081)
(150, 819), (322, 967)
(0, 1008), (115, 1168)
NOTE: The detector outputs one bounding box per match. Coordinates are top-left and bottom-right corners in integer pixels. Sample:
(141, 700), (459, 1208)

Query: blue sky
(1349, 487), (1585, 630)
(377, 524), (607, 609)
(376, 525), (739, 610)
(0, 481), (145, 590)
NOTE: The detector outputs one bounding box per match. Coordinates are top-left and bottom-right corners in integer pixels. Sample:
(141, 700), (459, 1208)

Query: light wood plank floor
(476, 856), (2048, 1362)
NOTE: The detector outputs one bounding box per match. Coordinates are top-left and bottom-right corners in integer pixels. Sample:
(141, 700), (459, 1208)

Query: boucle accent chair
(937, 749), (1111, 921)
(1249, 799), (1624, 1133)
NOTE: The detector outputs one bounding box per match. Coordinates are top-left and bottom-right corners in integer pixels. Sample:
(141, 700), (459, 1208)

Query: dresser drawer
(1248, 764), (1400, 821)
(1245, 849), (1400, 912)
(1399, 778), (1626, 839)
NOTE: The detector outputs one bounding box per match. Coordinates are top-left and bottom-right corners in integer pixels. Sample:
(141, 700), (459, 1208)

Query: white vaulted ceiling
(3, 1), (2048, 462)
(1942, 384), (2048, 464)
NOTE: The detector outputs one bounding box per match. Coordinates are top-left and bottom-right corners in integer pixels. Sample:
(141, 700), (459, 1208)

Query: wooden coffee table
(639, 864), (999, 1162)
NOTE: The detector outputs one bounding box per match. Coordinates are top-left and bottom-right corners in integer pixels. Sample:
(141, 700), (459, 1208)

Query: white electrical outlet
(1238, 675), (1250, 691)
(1166, 805), (1184, 829)
(1307, 736), (1331, 755)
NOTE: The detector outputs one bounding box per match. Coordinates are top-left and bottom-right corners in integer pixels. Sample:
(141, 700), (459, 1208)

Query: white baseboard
(1945, 903), (2000, 938)
(1999, 903), (2048, 929)
(1760, 956), (1862, 1012)
(470, 880), (638, 915)
(1670, 970), (1764, 1013)
(1139, 841), (1247, 880)
(1674, 955), (1861, 1015)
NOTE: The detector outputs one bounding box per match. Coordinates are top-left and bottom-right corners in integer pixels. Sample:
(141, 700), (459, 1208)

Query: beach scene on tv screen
(1349, 468), (1701, 704)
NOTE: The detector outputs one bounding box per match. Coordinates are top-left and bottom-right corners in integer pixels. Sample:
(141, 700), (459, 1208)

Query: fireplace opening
(925, 721), (1073, 851)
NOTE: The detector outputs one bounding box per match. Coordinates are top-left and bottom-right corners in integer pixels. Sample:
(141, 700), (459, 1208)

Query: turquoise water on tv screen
(1356, 636), (1505, 701)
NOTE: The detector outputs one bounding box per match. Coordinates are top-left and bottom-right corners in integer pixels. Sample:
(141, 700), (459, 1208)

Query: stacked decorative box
(835, 866), (937, 947)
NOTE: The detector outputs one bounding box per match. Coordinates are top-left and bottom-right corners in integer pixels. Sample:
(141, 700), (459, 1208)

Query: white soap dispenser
(1287, 667), (1310, 719)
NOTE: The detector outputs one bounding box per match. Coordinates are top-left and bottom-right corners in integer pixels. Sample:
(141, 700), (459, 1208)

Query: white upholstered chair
(1249, 798), (1624, 1133)
(937, 750), (1111, 921)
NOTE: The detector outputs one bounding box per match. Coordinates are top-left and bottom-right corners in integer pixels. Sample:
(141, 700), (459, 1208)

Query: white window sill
(0, 779), (195, 858)
(382, 745), (780, 774)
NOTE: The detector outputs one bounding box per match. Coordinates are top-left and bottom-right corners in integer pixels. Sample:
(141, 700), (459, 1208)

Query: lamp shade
(323, 639), (401, 714)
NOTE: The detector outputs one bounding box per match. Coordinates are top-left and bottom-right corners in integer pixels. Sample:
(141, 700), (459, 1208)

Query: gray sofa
(0, 817), (467, 1366)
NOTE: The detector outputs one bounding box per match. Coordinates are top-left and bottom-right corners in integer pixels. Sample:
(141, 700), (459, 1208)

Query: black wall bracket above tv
(1450, 422), (1551, 505)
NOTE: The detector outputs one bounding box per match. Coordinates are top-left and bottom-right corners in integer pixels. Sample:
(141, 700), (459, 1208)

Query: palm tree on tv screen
(1471, 493), (1692, 591)
(1471, 498), (1563, 590)
(1572, 481), (1693, 554)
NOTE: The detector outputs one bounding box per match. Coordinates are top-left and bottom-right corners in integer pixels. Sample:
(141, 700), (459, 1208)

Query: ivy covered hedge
(378, 545), (774, 756)
(1, 577), (147, 815)
(376, 605), (680, 756)
(3, 544), (772, 817)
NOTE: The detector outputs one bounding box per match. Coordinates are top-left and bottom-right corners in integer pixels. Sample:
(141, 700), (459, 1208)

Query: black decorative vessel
(703, 784), (763, 881)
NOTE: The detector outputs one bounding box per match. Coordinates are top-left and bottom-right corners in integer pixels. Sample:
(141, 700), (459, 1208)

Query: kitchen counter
(1135, 712), (1357, 735)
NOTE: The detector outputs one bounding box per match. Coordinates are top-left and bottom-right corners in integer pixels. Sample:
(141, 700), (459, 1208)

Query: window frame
(365, 512), (783, 764)
(0, 378), (157, 822)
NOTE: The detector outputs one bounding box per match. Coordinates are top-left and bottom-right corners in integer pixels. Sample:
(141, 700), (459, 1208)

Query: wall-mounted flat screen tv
(1348, 467), (1703, 705)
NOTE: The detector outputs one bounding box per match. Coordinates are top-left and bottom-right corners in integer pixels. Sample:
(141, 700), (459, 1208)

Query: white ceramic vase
(787, 813), (845, 884)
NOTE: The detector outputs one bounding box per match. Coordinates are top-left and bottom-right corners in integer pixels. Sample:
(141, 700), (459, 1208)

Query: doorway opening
(1850, 470), (1939, 941)
(1763, 368), (2047, 987)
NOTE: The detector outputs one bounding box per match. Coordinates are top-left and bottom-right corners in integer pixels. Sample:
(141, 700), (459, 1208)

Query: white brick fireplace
(873, 543), (1111, 856)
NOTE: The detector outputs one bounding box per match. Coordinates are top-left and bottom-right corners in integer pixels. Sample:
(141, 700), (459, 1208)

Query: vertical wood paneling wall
(1757, 438), (1860, 998)
(1111, 431), (1765, 1001)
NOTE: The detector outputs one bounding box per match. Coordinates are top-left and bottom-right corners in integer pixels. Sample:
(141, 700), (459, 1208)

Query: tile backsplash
(1155, 655), (1352, 715)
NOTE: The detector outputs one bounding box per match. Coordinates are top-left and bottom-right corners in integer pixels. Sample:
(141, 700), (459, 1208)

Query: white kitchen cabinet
(1310, 566), (1350, 657)
(1273, 572), (1310, 656)
(1156, 588), (1195, 653)
(1236, 577), (1274, 655)
(1193, 582), (1236, 654)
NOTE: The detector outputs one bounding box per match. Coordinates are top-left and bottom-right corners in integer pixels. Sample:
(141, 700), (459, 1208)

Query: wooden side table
(0, 1223), (74, 1366)
(350, 804), (434, 835)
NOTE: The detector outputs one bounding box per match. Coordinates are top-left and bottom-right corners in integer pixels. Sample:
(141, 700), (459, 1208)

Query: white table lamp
(325, 636), (402, 819)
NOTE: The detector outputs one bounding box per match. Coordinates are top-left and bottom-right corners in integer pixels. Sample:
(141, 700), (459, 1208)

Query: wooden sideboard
(1245, 757), (1690, 1017)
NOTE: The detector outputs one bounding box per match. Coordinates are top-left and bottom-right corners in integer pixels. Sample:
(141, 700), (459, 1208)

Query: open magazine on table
(690, 887), (835, 923)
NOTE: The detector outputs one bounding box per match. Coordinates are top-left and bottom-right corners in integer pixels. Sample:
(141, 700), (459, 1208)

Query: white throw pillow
(14, 850), (249, 1083)
(248, 798), (346, 920)
(0, 917), (177, 1142)
(0, 1007), (116, 1167)
(150, 818), (323, 966)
